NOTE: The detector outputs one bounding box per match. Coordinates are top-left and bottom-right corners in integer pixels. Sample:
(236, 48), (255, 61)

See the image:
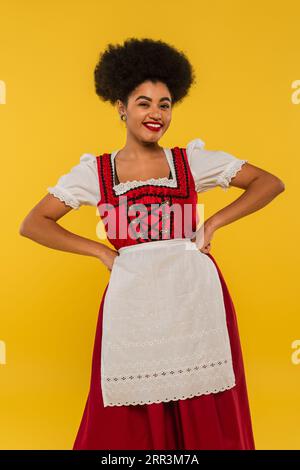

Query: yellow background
(0, 0), (299, 450)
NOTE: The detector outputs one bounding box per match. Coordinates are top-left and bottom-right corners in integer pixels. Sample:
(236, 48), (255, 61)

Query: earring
(120, 114), (127, 121)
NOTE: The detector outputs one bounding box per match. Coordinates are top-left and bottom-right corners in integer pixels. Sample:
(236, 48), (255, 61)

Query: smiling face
(116, 80), (172, 144)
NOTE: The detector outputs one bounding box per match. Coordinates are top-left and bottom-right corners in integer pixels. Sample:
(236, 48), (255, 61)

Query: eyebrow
(135, 95), (172, 103)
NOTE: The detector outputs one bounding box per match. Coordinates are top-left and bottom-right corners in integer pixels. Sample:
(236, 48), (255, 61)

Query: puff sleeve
(186, 138), (248, 193)
(47, 153), (100, 210)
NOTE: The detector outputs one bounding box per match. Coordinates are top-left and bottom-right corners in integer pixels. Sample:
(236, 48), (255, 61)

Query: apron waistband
(118, 238), (197, 254)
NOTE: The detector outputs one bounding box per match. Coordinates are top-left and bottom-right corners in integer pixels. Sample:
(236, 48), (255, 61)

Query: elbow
(19, 217), (33, 238)
(19, 221), (29, 237)
(252, 173), (285, 194)
(264, 174), (285, 194)
(275, 178), (285, 193)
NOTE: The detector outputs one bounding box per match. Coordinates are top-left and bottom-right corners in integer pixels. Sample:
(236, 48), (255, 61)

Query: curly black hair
(94, 37), (196, 107)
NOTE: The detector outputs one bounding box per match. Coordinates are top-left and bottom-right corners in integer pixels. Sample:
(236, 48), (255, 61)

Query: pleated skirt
(73, 252), (255, 450)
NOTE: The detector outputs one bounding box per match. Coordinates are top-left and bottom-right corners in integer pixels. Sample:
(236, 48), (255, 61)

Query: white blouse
(47, 138), (248, 210)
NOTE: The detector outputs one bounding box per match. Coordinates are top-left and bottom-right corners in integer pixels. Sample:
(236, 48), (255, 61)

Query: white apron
(101, 237), (236, 407)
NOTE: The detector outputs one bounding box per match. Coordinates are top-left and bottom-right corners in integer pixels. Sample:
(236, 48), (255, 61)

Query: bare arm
(207, 162), (285, 229)
(197, 162), (285, 253)
(19, 193), (118, 270)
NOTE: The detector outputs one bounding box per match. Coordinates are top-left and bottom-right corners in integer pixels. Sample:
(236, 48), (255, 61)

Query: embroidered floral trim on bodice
(95, 146), (198, 250)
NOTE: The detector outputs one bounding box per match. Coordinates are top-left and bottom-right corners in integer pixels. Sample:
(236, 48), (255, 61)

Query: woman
(20, 38), (285, 450)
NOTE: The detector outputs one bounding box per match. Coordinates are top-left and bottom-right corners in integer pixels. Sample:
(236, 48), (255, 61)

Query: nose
(149, 113), (162, 120)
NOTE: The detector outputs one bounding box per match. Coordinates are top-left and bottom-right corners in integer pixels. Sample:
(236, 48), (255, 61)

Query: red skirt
(73, 253), (255, 450)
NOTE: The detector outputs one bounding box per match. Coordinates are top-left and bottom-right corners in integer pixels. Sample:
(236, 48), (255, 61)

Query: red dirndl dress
(72, 146), (255, 450)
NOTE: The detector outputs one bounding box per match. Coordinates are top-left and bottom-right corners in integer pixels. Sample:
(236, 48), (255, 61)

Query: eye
(139, 103), (170, 109)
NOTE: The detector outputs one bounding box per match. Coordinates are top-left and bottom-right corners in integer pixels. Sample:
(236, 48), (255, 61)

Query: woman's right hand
(98, 246), (120, 272)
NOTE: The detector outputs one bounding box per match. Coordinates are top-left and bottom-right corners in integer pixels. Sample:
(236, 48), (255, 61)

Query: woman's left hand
(191, 221), (216, 254)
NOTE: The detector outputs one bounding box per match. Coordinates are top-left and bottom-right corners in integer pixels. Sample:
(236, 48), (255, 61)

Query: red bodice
(95, 147), (198, 251)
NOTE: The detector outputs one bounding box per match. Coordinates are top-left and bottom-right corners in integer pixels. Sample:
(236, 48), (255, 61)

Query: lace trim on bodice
(110, 148), (178, 196)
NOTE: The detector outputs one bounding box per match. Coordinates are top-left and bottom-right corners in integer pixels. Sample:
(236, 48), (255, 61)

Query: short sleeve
(47, 153), (100, 210)
(186, 138), (248, 193)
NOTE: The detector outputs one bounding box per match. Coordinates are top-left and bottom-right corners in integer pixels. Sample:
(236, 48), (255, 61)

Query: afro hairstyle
(94, 37), (196, 107)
